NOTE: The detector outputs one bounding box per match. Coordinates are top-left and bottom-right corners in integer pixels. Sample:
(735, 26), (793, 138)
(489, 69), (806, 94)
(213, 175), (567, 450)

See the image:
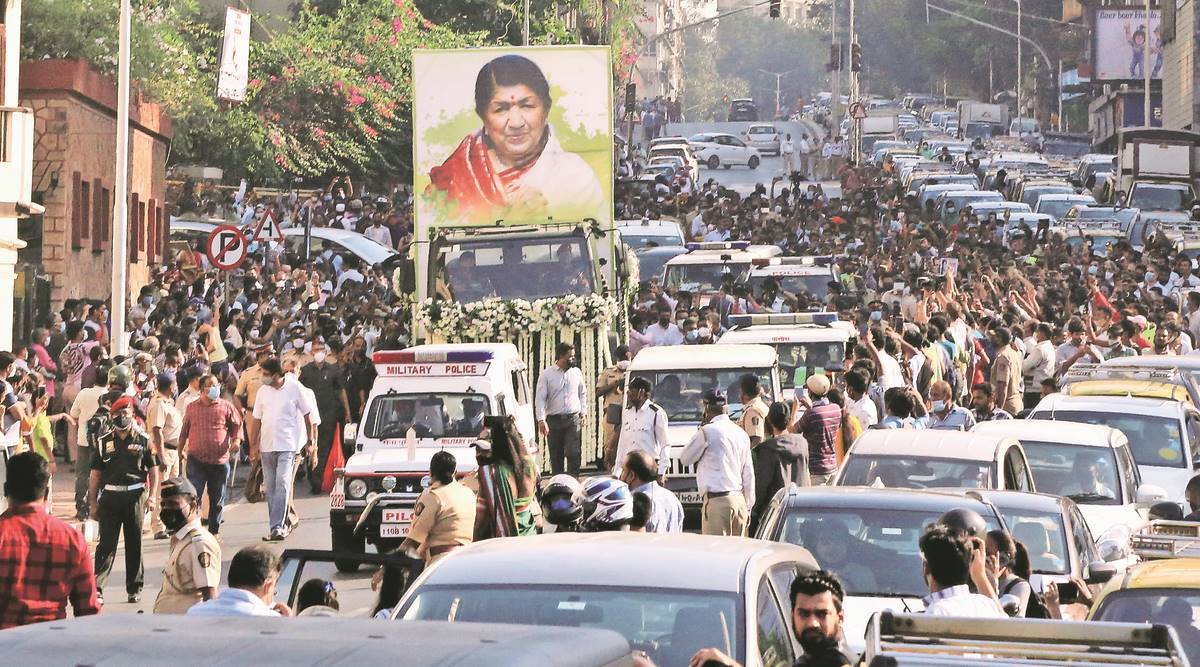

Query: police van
(661, 241), (782, 300)
(329, 343), (535, 570)
(626, 343), (781, 527)
(716, 312), (855, 402)
(741, 256), (839, 307)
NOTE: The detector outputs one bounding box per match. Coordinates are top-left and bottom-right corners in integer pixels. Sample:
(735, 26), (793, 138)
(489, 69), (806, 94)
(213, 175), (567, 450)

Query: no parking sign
(205, 224), (249, 270)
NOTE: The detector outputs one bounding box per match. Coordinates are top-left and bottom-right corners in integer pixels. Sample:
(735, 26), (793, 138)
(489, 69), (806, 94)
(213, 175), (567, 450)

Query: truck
(860, 112), (899, 155)
(956, 101), (1009, 140)
(1109, 128), (1200, 226)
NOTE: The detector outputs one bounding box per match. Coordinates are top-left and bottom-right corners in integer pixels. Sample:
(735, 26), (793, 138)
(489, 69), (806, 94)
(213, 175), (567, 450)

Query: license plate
(380, 523), (410, 538)
(381, 509), (413, 523)
(680, 492), (704, 505)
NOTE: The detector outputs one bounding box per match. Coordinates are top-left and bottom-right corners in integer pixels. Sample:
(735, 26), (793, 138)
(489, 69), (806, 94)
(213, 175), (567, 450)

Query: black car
(728, 98), (759, 122)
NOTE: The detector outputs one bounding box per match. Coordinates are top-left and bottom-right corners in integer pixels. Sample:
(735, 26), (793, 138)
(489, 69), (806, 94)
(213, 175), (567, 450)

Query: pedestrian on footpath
(88, 395), (160, 604)
(72, 366), (114, 519)
(0, 452), (99, 629)
(534, 342), (587, 476)
(186, 546), (291, 617)
(147, 373), (183, 539)
(780, 133), (796, 175)
(249, 358), (313, 541)
(179, 374), (242, 537)
(152, 477), (221, 614)
(680, 389), (754, 536)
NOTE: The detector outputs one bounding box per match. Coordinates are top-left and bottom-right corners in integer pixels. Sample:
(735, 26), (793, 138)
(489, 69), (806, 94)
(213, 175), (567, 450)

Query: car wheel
(723, 164), (732, 169)
(332, 525), (365, 573)
(748, 155), (760, 169)
(707, 155), (720, 169)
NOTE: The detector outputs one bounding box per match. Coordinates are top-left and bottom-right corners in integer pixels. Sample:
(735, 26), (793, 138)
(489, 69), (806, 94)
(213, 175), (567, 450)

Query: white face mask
(313, 351), (327, 364)
(293, 338), (305, 349)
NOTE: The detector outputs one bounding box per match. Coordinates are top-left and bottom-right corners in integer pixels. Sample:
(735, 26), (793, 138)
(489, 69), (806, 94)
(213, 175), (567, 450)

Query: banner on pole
(216, 7), (252, 102)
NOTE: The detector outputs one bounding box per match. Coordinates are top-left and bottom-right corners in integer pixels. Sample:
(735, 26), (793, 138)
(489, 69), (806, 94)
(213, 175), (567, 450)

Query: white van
(716, 312), (854, 401)
(662, 242), (782, 300)
(329, 343), (534, 568)
(626, 343), (780, 525)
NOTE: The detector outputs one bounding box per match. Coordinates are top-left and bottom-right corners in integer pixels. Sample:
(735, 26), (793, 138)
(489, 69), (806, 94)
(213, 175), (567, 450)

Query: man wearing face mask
(534, 343), (587, 477)
(88, 395), (160, 604)
(926, 380), (977, 431)
(152, 477), (221, 614)
(250, 359), (314, 541)
(281, 325), (312, 370)
(299, 340), (352, 494)
(647, 305), (684, 347)
(179, 374), (243, 538)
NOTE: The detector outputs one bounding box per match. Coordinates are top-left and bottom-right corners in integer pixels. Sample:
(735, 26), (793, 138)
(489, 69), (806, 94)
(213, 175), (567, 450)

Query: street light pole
(830, 0), (840, 135)
(760, 69), (795, 118)
(110, 0), (131, 357)
(1016, 0), (1022, 134)
(1143, 0), (1151, 125)
(849, 0), (859, 161)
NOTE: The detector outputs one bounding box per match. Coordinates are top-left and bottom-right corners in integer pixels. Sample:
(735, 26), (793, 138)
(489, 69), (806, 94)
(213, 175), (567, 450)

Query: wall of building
(1162, 0), (1197, 130)
(19, 59), (172, 310)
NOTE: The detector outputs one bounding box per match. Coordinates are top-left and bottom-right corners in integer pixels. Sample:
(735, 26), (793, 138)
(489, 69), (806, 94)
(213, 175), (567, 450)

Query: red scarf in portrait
(427, 130), (546, 217)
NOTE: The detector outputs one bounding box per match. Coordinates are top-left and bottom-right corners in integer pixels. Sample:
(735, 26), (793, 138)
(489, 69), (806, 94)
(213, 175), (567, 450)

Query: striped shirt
(796, 399), (842, 476)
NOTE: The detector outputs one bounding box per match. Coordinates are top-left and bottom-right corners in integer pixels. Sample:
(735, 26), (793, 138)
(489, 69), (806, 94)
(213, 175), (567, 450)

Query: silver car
(744, 124), (782, 156)
(391, 532), (819, 667)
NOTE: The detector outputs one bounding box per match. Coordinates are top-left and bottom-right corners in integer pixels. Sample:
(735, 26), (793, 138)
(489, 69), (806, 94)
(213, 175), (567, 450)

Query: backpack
(1002, 577), (1049, 619)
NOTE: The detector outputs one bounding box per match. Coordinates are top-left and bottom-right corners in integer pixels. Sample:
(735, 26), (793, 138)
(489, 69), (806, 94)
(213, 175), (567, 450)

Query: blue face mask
(931, 399), (947, 413)
(685, 330), (699, 342)
(207, 386), (220, 400)
(870, 310), (883, 321)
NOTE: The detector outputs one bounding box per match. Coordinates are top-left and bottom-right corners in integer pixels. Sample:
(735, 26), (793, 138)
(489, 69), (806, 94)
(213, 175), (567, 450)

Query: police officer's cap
(160, 476), (198, 500)
(702, 388), (727, 406)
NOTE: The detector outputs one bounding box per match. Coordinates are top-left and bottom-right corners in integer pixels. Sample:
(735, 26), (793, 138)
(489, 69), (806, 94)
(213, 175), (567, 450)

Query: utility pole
(830, 0), (840, 137)
(523, 0), (530, 45)
(1143, 0), (1152, 125)
(110, 0), (131, 356)
(760, 70), (794, 118)
(849, 0), (859, 161)
(1016, 0), (1022, 133)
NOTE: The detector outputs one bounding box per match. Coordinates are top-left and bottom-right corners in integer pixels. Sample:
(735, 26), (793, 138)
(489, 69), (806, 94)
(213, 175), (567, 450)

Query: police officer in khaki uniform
(738, 375), (770, 447)
(153, 477), (222, 614)
(401, 450), (476, 564)
(88, 395), (161, 604)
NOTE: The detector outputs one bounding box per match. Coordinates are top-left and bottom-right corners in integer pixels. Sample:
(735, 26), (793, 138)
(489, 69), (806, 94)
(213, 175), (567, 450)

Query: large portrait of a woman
(413, 47), (612, 229)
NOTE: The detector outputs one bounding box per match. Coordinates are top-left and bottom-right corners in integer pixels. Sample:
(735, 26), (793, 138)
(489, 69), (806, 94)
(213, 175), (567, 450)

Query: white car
(687, 132), (763, 170)
(282, 226), (398, 266)
(971, 420), (1155, 550)
(1029, 394), (1198, 508)
(717, 312), (853, 402)
(614, 219), (686, 250)
(1034, 193), (1098, 222)
(835, 430), (1038, 493)
(646, 143), (699, 176)
(391, 532), (820, 667)
(744, 124), (782, 156)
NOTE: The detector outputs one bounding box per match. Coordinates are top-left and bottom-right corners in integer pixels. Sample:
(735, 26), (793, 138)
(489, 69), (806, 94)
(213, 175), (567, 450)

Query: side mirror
(1136, 483), (1169, 507)
(1097, 537), (1129, 564)
(343, 423), (359, 451)
(1086, 561), (1117, 585)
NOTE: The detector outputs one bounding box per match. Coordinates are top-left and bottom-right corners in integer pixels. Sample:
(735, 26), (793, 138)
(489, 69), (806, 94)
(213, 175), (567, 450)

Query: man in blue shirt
(619, 451), (683, 533)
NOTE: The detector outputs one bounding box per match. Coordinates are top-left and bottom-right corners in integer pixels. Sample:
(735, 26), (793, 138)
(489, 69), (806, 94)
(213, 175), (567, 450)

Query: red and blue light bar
(372, 350), (495, 365)
(686, 241), (750, 252)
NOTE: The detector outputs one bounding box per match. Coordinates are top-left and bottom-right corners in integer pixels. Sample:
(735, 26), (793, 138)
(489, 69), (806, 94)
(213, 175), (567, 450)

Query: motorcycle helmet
(579, 477), (633, 532)
(540, 474), (583, 527)
(937, 508), (987, 537)
(107, 364), (133, 389)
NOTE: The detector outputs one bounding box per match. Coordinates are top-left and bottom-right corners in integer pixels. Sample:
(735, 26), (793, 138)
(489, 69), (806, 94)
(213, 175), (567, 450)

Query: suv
(716, 311), (854, 402)
(834, 430), (1038, 493)
(728, 98), (758, 121)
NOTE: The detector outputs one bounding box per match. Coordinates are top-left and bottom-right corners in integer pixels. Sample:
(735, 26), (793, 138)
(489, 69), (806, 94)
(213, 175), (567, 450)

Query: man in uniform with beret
(153, 477), (221, 614)
(680, 388), (755, 537)
(88, 395), (160, 604)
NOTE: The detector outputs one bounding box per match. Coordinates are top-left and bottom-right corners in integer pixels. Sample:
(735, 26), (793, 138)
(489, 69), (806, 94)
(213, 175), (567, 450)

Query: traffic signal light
(624, 83), (636, 114)
(827, 44), (842, 71)
(850, 42), (863, 72)
(769, 0), (781, 18)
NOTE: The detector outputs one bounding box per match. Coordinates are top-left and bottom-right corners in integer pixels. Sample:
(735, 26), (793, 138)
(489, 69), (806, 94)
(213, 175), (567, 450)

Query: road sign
(206, 224), (248, 271)
(849, 102), (867, 120)
(250, 208), (285, 244)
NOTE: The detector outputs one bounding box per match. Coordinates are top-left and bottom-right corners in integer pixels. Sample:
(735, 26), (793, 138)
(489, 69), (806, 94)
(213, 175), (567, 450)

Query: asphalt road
(661, 119), (832, 196)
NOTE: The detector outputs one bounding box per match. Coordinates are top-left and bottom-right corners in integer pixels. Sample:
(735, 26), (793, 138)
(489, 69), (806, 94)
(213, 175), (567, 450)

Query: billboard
(216, 7), (252, 102)
(1093, 8), (1162, 81)
(412, 46), (613, 232)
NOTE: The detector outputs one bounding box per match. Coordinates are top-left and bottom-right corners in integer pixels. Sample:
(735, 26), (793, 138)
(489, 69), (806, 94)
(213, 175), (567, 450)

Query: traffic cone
(322, 424), (345, 494)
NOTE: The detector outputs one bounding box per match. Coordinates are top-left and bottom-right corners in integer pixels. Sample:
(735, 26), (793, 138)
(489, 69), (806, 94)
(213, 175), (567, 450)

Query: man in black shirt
(88, 395), (160, 604)
(298, 340), (351, 494)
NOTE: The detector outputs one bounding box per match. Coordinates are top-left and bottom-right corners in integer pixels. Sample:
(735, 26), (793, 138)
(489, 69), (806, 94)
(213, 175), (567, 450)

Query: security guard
(680, 388), (755, 537)
(400, 450), (475, 564)
(89, 395), (161, 604)
(153, 477), (221, 614)
(738, 375), (770, 447)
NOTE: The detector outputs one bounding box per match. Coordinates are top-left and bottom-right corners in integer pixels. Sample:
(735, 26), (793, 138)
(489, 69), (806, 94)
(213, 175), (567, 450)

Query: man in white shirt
(780, 133), (796, 175)
(680, 389), (754, 536)
(690, 209), (707, 241)
(844, 369), (878, 428)
(796, 133), (813, 179)
(363, 218), (393, 248)
(1021, 322), (1056, 410)
(612, 377), (670, 478)
(534, 342), (588, 476)
(647, 307), (684, 347)
(249, 359), (314, 541)
(620, 450), (684, 533)
(920, 525), (1005, 618)
(187, 546), (291, 617)
(335, 258), (365, 294)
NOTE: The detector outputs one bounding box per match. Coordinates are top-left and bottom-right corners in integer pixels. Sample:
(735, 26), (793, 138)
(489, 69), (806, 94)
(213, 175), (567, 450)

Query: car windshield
(629, 368), (775, 422)
(1023, 187), (1074, 207)
(620, 231), (683, 250)
(1074, 208), (1138, 225)
(441, 237), (594, 302)
(997, 508), (1070, 574)
(636, 250), (686, 283)
(1042, 141), (1091, 158)
(839, 456), (993, 489)
(776, 507), (1002, 598)
(664, 262), (749, 293)
(1092, 590), (1200, 666)
(773, 343), (845, 389)
(1039, 200), (1091, 219)
(1130, 183), (1194, 212)
(1039, 411), (1186, 468)
(399, 584), (744, 663)
(362, 393), (491, 440)
(746, 273), (832, 301)
(749, 126), (776, 135)
(652, 148), (688, 161)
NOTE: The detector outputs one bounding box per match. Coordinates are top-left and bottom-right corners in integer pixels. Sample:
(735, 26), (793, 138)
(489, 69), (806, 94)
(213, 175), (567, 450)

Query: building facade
(19, 59), (172, 316)
(1, 0), (38, 350)
(635, 0), (685, 99)
(1161, 0), (1199, 130)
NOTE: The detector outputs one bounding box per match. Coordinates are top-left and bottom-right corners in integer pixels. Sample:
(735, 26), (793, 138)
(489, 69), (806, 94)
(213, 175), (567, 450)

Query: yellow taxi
(1087, 521), (1200, 665)
(1060, 364), (1199, 407)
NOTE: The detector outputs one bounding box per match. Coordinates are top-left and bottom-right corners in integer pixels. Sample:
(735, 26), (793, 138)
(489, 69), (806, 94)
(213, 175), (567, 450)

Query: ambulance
(661, 241), (782, 300)
(329, 343), (535, 570)
(626, 343), (781, 527)
(741, 255), (840, 306)
(716, 312), (855, 402)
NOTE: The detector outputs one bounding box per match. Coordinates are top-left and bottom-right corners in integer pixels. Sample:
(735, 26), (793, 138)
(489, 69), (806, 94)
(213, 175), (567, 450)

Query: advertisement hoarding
(216, 7), (252, 102)
(412, 46), (613, 233)
(1093, 8), (1162, 81)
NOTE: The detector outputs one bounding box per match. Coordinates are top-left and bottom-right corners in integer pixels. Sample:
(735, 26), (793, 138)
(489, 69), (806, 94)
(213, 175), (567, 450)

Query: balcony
(0, 107), (42, 217)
